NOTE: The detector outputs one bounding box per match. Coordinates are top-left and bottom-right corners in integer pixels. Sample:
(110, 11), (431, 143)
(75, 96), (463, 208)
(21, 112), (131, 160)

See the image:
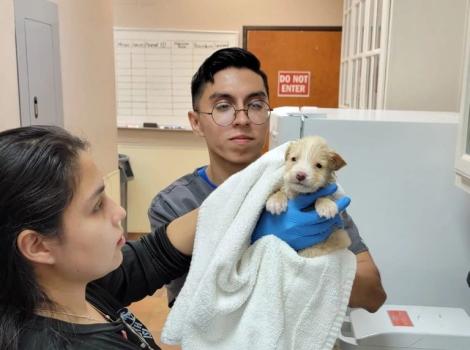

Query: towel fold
(161, 142), (357, 350)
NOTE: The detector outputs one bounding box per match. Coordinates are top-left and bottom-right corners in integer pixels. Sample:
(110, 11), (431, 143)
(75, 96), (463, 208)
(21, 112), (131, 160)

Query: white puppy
(266, 136), (351, 258)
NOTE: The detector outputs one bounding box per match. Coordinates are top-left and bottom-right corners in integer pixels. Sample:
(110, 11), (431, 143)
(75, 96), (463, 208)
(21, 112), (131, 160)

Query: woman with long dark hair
(0, 125), (196, 349)
(0, 125), (353, 350)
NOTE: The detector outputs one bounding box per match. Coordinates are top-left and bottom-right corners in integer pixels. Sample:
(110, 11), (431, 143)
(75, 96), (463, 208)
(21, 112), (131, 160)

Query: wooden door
(244, 27), (342, 108)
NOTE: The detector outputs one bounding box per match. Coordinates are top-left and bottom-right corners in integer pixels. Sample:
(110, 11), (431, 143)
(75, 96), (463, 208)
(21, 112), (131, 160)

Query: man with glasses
(148, 47), (386, 312)
(195, 99), (272, 127)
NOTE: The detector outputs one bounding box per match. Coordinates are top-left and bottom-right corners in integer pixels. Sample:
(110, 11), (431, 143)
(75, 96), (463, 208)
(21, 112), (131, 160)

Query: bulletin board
(243, 26), (342, 108)
(114, 28), (239, 129)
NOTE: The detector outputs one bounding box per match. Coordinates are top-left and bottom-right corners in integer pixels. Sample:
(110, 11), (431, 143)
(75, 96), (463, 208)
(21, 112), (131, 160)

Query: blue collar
(197, 166), (218, 189)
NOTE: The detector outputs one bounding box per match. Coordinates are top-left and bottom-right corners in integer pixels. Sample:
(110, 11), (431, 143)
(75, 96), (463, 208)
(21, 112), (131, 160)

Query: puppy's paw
(315, 197), (338, 218)
(266, 191), (288, 215)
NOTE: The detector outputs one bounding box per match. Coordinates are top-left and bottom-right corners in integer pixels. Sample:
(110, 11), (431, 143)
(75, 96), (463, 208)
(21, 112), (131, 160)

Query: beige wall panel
(385, 0), (467, 112)
(53, 0), (118, 175)
(118, 129), (209, 233)
(0, 0), (21, 131)
(113, 0), (343, 33)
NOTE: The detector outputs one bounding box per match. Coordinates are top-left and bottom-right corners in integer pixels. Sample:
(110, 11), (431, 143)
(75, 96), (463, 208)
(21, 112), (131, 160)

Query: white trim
(455, 1), (470, 179)
(455, 173), (470, 195)
(339, 0), (391, 109)
(376, 0), (391, 109)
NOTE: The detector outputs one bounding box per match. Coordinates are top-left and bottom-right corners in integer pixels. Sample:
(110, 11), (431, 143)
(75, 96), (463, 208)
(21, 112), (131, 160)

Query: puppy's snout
(296, 171), (307, 182)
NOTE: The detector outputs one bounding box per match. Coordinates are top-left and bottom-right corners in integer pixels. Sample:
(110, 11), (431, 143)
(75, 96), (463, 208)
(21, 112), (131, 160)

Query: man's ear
(17, 229), (56, 265)
(188, 111), (204, 137)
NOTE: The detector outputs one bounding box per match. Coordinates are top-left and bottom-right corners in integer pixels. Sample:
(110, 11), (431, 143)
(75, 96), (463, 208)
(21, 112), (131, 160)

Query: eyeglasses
(195, 100), (272, 127)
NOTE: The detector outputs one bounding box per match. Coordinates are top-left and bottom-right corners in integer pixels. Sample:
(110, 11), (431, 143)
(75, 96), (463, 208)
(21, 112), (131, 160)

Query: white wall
(113, 0), (344, 33)
(385, 0), (467, 112)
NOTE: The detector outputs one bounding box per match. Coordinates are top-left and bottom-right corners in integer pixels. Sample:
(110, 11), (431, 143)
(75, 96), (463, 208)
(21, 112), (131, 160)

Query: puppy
(266, 136), (351, 258)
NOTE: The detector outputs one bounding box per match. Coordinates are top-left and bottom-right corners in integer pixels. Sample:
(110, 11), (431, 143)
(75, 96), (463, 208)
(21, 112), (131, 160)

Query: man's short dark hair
(191, 47), (269, 109)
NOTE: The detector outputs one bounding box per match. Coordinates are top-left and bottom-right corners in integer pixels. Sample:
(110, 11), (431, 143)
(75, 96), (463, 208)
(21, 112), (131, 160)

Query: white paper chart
(114, 28), (239, 129)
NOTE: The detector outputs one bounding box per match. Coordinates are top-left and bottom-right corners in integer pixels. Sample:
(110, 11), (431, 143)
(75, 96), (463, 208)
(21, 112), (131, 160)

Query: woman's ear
(188, 111), (204, 137)
(17, 230), (56, 265)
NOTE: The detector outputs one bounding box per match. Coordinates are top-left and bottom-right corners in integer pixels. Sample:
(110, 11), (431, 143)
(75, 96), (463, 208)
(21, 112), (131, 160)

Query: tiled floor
(128, 287), (181, 350)
(127, 233), (181, 350)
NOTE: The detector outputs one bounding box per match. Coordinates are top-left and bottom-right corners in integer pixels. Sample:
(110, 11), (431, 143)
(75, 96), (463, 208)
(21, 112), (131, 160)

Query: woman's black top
(18, 225), (191, 349)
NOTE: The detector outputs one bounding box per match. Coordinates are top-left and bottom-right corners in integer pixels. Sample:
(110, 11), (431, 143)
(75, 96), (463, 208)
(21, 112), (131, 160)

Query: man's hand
(349, 251), (387, 312)
(251, 183), (351, 251)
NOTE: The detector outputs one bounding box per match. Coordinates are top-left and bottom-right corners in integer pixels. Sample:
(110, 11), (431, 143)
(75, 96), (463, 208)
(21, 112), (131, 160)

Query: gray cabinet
(14, 0), (63, 126)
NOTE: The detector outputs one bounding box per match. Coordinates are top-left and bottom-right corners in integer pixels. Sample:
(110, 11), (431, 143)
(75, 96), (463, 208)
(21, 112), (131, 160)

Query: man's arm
(349, 251), (387, 312)
(167, 208), (198, 255)
(148, 172), (213, 231)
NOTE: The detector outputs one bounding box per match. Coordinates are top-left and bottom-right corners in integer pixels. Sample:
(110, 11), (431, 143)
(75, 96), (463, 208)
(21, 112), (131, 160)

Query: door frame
(243, 26), (342, 108)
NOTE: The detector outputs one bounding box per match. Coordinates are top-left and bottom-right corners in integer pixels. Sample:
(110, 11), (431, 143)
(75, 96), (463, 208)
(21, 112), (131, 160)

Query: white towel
(161, 142), (357, 350)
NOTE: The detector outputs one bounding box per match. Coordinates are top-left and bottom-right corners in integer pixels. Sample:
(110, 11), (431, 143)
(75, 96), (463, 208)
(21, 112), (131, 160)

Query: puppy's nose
(296, 172), (307, 182)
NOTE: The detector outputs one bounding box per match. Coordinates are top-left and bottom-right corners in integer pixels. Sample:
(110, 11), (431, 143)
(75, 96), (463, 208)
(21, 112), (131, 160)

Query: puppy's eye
(315, 163), (323, 169)
(291, 157), (296, 162)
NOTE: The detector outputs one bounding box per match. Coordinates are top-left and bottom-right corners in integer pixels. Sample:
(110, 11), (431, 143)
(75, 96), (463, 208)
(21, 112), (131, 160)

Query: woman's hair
(0, 125), (88, 350)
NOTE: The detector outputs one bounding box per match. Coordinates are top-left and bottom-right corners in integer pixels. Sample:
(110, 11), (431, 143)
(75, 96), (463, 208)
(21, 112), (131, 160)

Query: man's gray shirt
(148, 167), (367, 306)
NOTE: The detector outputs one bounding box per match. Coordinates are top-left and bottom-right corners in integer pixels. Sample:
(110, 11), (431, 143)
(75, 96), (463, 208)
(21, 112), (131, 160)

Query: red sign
(277, 71), (311, 97)
(387, 310), (414, 327)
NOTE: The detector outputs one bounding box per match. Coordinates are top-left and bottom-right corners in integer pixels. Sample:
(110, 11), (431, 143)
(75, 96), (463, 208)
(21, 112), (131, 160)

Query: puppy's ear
(329, 152), (347, 170)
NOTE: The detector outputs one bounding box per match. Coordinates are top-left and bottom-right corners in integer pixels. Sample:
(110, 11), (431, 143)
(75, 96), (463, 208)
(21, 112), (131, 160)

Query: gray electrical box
(118, 154), (134, 236)
(14, 0), (64, 127)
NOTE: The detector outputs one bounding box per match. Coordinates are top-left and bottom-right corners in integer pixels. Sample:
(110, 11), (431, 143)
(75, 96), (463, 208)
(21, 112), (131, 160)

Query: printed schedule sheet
(114, 29), (238, 128)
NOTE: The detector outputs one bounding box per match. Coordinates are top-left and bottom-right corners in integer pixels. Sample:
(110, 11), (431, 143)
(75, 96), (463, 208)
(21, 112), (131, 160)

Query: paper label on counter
(387, 310), (414, 327)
